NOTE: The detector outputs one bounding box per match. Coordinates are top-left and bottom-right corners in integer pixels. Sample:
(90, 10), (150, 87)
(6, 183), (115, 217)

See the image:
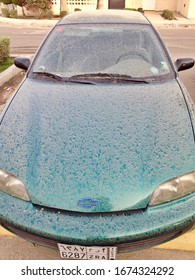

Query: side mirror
(175, 58), (194, 72)
(14, 57), (31, 71)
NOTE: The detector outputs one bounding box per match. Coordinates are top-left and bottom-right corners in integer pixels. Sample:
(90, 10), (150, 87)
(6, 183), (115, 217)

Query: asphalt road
(1, 25), (195, 58)
(0, 25), (50, 55)
(159, 28), (195, 104)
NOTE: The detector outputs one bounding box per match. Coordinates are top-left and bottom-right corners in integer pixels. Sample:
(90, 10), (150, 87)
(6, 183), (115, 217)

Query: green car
(0, 10), (195, 260)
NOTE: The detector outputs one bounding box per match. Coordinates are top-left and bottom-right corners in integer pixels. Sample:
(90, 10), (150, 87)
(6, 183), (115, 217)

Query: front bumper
(0, 191), (195, 252)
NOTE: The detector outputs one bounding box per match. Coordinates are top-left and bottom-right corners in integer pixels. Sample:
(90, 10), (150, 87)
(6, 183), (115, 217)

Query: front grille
(1, 222), (192, 253)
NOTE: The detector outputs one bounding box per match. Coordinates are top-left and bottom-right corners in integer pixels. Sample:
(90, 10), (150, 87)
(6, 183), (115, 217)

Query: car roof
(58, 10), (150, 25)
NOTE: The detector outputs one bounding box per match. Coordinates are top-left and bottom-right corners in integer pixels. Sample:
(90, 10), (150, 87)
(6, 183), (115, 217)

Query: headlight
(0, 169), (30, 201)
(149, 171), (195, 206)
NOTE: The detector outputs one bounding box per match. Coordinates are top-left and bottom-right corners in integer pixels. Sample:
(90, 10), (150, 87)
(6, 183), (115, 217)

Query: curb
(0, 16), (58, 27)
(0, 64), (22, 87)
(151, 22), (195, 29)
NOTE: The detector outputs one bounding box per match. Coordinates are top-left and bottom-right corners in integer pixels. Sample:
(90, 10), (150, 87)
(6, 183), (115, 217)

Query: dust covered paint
(0, 79), (194, 212)
(0, 191), (195, 246)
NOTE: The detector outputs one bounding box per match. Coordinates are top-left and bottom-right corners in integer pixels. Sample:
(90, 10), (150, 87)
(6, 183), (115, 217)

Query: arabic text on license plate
(57, 243), (117, 260)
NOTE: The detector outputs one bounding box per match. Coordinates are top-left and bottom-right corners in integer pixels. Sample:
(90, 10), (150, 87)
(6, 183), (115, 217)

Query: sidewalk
(0, 14), (58, 27)
(145, 11), (195, 28)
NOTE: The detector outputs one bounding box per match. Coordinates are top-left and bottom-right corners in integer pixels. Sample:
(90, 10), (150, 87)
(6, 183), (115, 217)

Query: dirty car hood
(0, 79), (194, 212)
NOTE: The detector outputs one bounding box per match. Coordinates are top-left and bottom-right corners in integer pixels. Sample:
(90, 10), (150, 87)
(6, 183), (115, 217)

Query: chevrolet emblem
(77, 198), (99, 208)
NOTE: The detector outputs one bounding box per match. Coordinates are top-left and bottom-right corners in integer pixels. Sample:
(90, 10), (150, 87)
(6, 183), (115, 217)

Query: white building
(63, 0), (195, 18)
(16, 0), (195, 19)
(63, 0), (98, 13)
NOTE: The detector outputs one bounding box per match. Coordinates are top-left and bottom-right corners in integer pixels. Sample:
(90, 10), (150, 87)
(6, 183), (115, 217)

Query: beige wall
(125, 0), (142, 9)
(180, 0), (195, 18)
(104, 0), (109, 9)
(188, 0), (195, 18)
(155, 0), (178, 11)
(179, 0), (190, 17)
(126, 0), (178, 11)
(132, 0), (142, 9)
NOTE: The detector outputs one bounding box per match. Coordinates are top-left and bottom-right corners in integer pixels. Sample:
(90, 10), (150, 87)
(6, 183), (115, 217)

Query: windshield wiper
(69, 73), (150, 84)
(109, 74), (150, 84)
(32, 72), (150, 84)
(66, 77), (97, 84)
(33, 71), (64, 81)
(33, 71), (97, 84)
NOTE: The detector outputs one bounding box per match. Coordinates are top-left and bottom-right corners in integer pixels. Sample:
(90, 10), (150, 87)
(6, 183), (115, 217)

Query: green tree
(12, 0), (26, 16)
(1, 0), (12, 17)
(0, 0), (12, 5)
(24, 0), (53, 18)
(1, 0), (12, 4)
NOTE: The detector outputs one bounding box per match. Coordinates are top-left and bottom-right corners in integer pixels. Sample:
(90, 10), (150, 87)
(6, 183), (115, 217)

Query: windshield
(31, 24), (174, 82)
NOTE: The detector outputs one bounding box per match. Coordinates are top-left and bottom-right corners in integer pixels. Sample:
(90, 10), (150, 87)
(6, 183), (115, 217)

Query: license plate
(58, 243), (117, 260)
